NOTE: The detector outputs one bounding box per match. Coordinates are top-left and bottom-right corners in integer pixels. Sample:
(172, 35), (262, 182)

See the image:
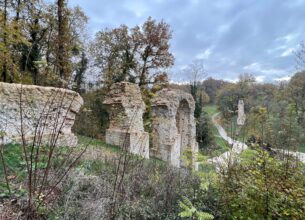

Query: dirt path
(207, 113), (247, 168)
(208, 112), (305, 167)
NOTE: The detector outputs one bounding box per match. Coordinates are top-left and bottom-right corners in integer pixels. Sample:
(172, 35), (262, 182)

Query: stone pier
(151, 88), (198, 169)
(237, 100), (246, 125)
(103, 82), (149, 158)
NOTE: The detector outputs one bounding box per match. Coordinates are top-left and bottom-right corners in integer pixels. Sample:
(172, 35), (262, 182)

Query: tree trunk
(57, 0), (65, 79)
(1, 0), (8, 82)
(15, 0), (21, 21)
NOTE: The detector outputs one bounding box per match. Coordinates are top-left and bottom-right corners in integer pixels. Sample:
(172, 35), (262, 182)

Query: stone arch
(151, 88), (198, 168)
(176, 99), (191, 156)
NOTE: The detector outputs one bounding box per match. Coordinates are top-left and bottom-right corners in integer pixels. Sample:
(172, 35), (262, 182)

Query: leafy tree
(0, 0), (29, 82)
(288, 71), (305, 125)
(91, 17), (174, 89)
(19, 0), (49, 84)
(90, 25), (135, 89)
(0, 0), (88, 86)
(216, 84), (241, 118)
(201, 77), (229, 104)
(196, 112), (213, 150)
(135, 17), (174, 87)
(57, 0), (69, 80)
(217, 73), (256, 118)
(218, 146), (305, 219)
(73, 50), (88, 93)
(179, 196), (214, 220)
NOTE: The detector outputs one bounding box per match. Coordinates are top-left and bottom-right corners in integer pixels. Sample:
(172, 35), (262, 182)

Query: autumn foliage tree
(0, 0), (88, 87)
(91, 17), (174, 89)
(201, 77), (228, 104)
(0, 0), (29, 82)
(217, 146), (305, 219)
(288, 71), (305, 125)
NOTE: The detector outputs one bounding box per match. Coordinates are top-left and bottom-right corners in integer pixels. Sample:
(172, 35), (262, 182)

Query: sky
(68, 0), (305, 83)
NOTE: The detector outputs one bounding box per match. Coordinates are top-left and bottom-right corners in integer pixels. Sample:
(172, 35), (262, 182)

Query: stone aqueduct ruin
(0, 81), (198, 168)
(103, 82), (150, 158)
(0, 82), (83, 147)
(104, 82), (198, 168)
(150, 88), (198, 168)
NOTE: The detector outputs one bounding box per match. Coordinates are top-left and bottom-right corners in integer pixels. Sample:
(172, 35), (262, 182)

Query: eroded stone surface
(0, 82), (83, 147)
(237, 100), (246, 125)
(151, 88), (198, 169)
(103, 82), (149, 158)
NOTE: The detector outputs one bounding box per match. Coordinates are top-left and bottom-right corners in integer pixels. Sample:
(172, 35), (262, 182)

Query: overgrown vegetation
(2, 0), (305, 219)
(53, 148), (203, 219)
(73, 89), (110, 139)
(202, 105), (230, 156)
(216, 72), (305, 153)
(0, 89), (88, 219)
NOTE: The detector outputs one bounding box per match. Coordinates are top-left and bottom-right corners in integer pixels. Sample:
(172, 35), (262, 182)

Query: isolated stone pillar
(237, 100), (246, 125)
(103, 82), (149, 158)
(0, 82), (83, 147)
(151, 88), (198, 169)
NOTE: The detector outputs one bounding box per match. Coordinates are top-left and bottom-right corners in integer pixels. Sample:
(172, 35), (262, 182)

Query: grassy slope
(0, 144), (27, 197)
(0, 137), (165, 194)
(0, 138), (119, 196)
(78, 135), (120, 153)
(299, 141), (305, 153)
(202, 105), (230, 157)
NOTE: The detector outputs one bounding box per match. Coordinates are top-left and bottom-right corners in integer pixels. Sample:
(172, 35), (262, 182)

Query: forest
(1, 0), (305, 219)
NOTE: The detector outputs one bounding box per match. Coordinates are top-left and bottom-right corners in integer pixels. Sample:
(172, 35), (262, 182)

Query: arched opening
(175, 99), (191, 155)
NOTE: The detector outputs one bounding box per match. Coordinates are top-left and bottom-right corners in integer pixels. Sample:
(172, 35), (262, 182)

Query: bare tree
(188, 60), (207, 85)
(182, 60), (207, 118)
(295, 41), (305, 71)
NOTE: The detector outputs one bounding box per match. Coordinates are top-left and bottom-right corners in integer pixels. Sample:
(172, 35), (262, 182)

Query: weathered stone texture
(151, 88), (198, 169)
(0, 82), (83, 147)
(103, 82), (149, 158)
(237, 100), (246, 125)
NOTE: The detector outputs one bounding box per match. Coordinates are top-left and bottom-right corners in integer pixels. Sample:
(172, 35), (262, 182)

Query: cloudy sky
(69, 0), (305, 82)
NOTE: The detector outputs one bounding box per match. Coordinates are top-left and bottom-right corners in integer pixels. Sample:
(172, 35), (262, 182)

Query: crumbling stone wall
(0, 82), (83, 147)
(103, 82), (149, 158)
(151, 88), (198, 168)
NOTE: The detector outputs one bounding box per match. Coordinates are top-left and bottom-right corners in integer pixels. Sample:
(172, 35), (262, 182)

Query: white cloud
(266, 45), (287, 54)
(217, 23), (231, 33)
(68, 0), (305, 82)
(178, 64), (188, 70)
(243, 62), (287, 76)
(243, 62), (260, 71)
(276, 34), (298, 43)
(255, 75), (266, 82)
(224, 78), (239, 83)
(280, 47), (294, 57)
(124, 1), (148, 18)
(274, 76), (291, 81)
(195, 48), (212, 59)
(229, 60), (236, 66)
